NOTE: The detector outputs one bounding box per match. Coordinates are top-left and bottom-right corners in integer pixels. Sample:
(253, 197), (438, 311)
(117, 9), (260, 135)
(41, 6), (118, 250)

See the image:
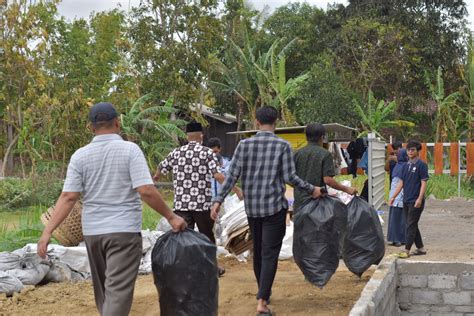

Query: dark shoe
(392, 242), (402, 247)
(218, 267), (226, 277)
(412, 249), (427, 256)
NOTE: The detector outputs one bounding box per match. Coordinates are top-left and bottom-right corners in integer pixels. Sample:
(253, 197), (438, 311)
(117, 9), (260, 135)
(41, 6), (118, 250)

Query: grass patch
(0, 189), (175, 251)
(425, 174), (474, 200)
(0, 205), (49, 252)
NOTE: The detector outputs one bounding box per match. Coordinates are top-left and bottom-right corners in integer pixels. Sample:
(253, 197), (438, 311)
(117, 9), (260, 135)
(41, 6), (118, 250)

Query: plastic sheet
(0, 272), (23, 296)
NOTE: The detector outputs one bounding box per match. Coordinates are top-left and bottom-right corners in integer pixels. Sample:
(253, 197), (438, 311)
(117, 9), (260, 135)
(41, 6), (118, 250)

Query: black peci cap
(186, 122), (203, 133)
(88, 102), (118, 123)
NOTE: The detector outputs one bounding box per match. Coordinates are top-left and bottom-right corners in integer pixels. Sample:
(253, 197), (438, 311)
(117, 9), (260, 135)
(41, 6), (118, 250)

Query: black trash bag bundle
(343, 196), (385, 277)
(293, 196), (347, 288)
(151, 229), (218, 316)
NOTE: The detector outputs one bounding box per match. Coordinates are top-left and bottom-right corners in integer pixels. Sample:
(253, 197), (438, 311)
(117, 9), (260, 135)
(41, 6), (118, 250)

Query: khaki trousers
(84, 232), (142, 316)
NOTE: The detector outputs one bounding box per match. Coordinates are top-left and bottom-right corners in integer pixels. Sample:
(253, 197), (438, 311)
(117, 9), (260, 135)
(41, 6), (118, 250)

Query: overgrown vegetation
(1, 0), (473, 178)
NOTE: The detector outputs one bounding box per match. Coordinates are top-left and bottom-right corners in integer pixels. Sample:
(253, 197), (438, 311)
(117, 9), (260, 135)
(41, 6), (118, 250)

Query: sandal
(412, 249), (427, 256)
(398, 252), (410, 259)
(256, 309), (273, 316)
(218, 267), (226, 277)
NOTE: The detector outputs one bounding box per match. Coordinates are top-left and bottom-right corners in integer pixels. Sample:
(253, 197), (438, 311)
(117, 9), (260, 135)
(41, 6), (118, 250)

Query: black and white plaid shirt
(213, 131), (314, 217)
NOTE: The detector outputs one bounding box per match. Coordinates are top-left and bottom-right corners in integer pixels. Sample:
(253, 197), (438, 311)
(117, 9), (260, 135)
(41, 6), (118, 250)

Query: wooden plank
(434, 143), (444, 175)
(467, 143), (474, 175)
(450, 142), (459, 176)
(420, 143), (428, 163)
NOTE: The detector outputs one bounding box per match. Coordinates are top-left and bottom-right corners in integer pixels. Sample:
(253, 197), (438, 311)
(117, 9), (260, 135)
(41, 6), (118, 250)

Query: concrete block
(397, 288), (410, 303)
(443, 291), (471, 305)
(408, 304), (430, 312)
(373, 272), (395, 304)
(428, 274), (457, 289)
(411, 289), (441, 304)
(348, 304), (369, 316)
(400, 274), (428, 288)
(397, 261), (474, 276)
(454, 305), (474, 313)
(460, 272), (474, 290)
(430, 305), (453, 312)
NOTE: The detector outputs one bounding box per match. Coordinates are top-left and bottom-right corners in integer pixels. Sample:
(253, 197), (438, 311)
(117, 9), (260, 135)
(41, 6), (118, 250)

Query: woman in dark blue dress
(387, 149), (408, 246)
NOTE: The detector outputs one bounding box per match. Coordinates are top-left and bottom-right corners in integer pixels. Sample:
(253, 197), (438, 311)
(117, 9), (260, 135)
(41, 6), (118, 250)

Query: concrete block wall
(349, 259), (474, 316)
(397, 261), (474, 316)
(349, 257), (399, 316)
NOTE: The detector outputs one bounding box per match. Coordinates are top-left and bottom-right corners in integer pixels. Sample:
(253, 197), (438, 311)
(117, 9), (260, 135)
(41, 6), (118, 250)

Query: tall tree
(0, 0), (58, 176)
(128, 0), (223, 108)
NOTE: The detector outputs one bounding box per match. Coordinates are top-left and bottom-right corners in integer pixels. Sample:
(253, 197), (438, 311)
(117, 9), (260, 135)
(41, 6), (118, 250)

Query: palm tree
(354, 90), (414, 138)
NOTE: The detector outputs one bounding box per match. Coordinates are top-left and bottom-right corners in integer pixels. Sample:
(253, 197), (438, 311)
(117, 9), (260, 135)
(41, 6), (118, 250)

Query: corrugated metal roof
(189, 104), (237, 124)
(227, 123), (357, 135)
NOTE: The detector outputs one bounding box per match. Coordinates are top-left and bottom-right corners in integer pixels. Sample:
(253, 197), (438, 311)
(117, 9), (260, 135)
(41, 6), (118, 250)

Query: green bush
(0, 176), (63, 210)
(30, 176), (64, 206)
(0, 178), (33, 209)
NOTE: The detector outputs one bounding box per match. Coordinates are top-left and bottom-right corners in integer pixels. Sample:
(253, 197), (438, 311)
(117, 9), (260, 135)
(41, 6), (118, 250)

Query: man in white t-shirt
(37, 102), (187, 316)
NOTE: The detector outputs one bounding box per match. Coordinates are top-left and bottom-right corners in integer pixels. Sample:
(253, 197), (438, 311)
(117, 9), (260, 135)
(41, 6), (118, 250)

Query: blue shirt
(401, 159), (429, 203)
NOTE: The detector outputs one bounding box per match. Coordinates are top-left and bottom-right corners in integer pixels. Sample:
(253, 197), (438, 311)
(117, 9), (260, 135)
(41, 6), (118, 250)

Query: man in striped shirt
(211, 106), (324, 315)
(37, 102), (187, 316)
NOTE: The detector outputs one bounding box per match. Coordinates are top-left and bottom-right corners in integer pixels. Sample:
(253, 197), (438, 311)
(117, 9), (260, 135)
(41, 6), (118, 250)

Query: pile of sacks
(0, 245), (89, 296)
(215, 194), (294, 261)
(0, 194), (296, 296)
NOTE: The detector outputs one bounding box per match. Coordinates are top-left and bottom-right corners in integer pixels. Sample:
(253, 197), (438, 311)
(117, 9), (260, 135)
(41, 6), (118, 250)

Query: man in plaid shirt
(211, 106), (323, 315)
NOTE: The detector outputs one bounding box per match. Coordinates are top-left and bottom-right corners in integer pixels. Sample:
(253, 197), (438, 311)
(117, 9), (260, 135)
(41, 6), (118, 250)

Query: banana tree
(253, 38), (309, 126)
(354, 90), (414, 138)
(120, 94), (187, 165)
(426, 67), (464, 142)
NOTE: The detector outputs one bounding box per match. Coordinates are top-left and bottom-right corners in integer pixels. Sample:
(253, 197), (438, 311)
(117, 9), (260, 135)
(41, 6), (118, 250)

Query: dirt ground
(0, 198), (472, 316)
(381, 198), (474, 262)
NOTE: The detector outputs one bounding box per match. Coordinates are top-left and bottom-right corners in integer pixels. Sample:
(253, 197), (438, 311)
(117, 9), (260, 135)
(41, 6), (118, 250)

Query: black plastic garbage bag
(151, 229), (218, 316)
(293, 196), (347, 288)
(343, 196), (385, 277)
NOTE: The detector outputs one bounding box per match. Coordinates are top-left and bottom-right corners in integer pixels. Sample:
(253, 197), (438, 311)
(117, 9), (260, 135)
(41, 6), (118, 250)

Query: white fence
(368, 133), (386, 210)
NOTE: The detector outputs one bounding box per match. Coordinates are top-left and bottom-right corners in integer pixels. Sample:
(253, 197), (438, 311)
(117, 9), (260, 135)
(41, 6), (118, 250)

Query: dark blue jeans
(248, 209), (287, 301)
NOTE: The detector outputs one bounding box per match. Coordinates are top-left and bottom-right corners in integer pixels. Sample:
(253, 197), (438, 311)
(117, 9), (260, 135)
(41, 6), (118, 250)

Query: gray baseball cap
(88, 102), (118, 123)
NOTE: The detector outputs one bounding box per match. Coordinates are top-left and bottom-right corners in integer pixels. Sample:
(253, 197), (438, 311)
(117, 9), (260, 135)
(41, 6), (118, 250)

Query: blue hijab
(392, 148), (408, 179)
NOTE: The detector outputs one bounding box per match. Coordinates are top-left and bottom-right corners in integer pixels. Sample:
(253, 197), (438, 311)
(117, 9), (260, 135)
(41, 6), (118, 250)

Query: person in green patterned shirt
(293, 123), (357, 212)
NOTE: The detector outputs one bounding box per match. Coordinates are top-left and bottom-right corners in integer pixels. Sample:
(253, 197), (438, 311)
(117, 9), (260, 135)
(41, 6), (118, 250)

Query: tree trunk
(6, 122), (14, 173)
(1, 133), (19, 177)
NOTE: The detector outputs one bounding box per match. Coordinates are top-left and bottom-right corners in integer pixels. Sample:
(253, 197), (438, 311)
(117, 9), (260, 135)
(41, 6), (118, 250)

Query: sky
(57, 0), (474, 28)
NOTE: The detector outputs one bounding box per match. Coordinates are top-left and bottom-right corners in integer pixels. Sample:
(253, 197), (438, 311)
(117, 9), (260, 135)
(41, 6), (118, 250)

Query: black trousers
(174, 210), (215, 244)
(248, 209), (287, 301)
(403, 200), (425, 251)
